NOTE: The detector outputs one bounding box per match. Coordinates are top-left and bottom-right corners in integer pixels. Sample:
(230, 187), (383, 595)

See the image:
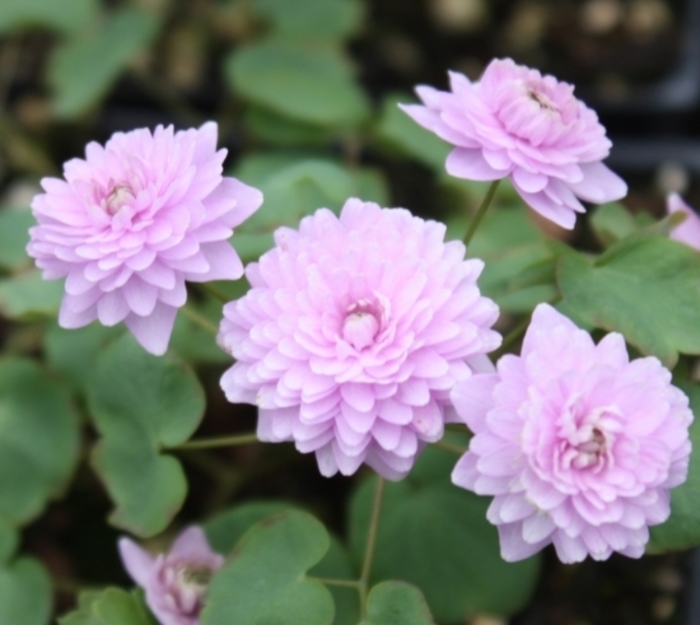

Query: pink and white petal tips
(451, 303), (693, 564)
(118, 526), (224, 625)
(667, 193), (700, 251)
(218, 198), (502, 481)
(401, 58), (628, 229)
(27, 122), (263, 356)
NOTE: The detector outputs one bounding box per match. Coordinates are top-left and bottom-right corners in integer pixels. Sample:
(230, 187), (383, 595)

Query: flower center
(526, 87), (557, 111)
(166, 564), (215, 616)
(342, 300), (381, 350)
(571, 427), (606, 469)
(104, 184), (135, 216)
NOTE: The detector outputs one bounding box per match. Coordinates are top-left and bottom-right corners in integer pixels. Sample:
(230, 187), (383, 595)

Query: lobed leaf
(0, 270), (64, 319)
(87, 334), (206, 537)
(0, 359), (79, 525)
(250, 0), (364, 39)
(49, 7), (160, 118)
(225, 39), (370, 128)
(205, 501), (359, 625)
(233, 157), (387, 261)
(59, 588), (156, 625)
(0, 557), (52, 625)
(558, 234), (700, 367)
(0, 208), (34, 272)
(0, 0), (98, 34)
(364, 581), (434, 625)
(201, 510), (335, 625)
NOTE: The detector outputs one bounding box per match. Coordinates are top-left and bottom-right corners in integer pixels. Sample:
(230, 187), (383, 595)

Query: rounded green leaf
(201, 510), (335, 625)
(87, 334), (206, 537)
(349, 444), (541, 623)
(245, 107), (336, 147)
(251, 0), (364, 39)
(365, 581), (434, 625)
(205, 502), (359, 625)
(0, 557), (52, 625)
(557, 235), (700, 367)
(0, 358), (79, 525)
(233, 158), (374, 261)
(225, 39), (370, 127)
(0, 270), (64, 319)
(649, 382), (700, 552)
(59, 588), (156, 625)
(0, 519), (17, 565)
(0, 208), (33, 272)
(0, 0), (98, 34)
(49, 7), (160, 118)
(44, 322), (124, 393)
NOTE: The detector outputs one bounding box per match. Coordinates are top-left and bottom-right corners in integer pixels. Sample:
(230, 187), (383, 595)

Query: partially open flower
(119, 527), (224, 625)
(27, 122), (262, 355)
(451, 304), (692, 563)
(218, 198), (501, 480)
(401, 58), (627, 229)
(667, 193), (700, 251)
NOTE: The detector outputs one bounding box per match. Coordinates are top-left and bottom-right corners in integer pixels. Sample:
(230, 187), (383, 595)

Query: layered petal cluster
(667, 193), (700, 250)
(119, 527), (224, 625)
(401, 58), (627, 229)
(28, 122), (262, 355)
(219, 198), (501, 480)
(451, 304), (692, 564)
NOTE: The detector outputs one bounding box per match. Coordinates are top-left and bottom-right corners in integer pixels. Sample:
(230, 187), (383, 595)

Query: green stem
(464, 179), (501, 246)
(172, 432), (259, 450)
(359, 476), (386, 618)
(310, 577), (362, 589)
(200, 282), (231, 304)
(432, 439), (467, 455)
(181, 305), (218, 335)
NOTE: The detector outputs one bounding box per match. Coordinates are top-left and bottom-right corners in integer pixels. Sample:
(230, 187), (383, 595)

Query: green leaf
(373, 93), (450, 170)
(201, 510), (335, 625)
(251, 0), (364, 39)
(557, 235), (700, 367)
(0, 519), (17, 564)
(205, 502), (359, 625)
(44, 322), (124, 393)
(246, 107), (336, 146)
(589, 203), (653, 248)
(0, 557), (52, 625)
(87, 334), (206, 537)
(349, 443), (541, 622)
(205, 501), (294, 552)
(365, 581), (434, 625)
(0, 270), (64, 319)
(649, 382), (700, 553)
(0, 358), (79, 525)
(0, 208), (33, 272)
(169, 299), (231, 365)
(233, 158), (374, 261)
(59, 588), (156, 625)
(225, 39), (370, 128)
(49, 8), (160, 118)
(0, 0), (98, 34)
(448, 206), (557, 314)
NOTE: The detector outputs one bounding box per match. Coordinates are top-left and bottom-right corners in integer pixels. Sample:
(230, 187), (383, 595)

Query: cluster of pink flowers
(119, 527), (224, 625)
(27, 56), (696, 596)
(217, 198), (501, 479)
